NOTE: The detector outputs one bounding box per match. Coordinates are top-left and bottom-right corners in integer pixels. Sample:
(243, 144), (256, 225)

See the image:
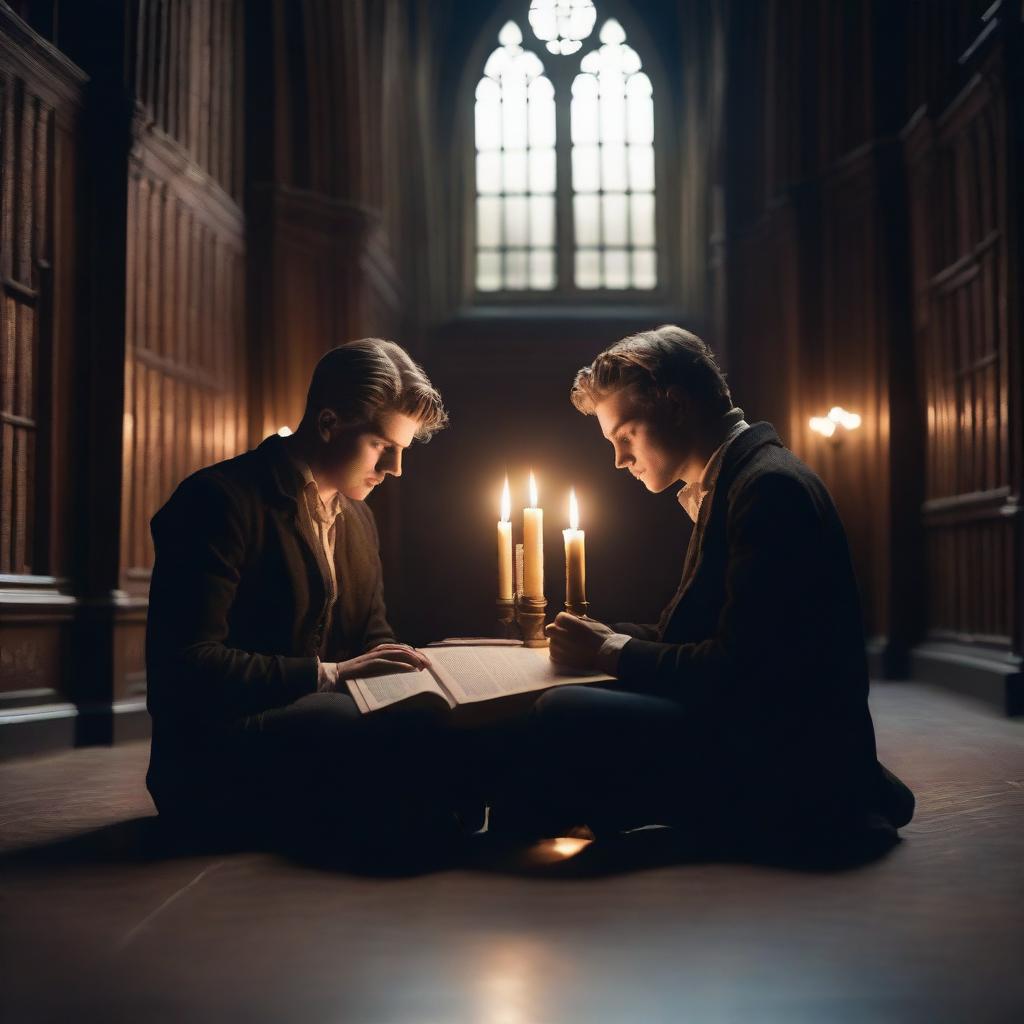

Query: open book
(346, 640), (614, 715)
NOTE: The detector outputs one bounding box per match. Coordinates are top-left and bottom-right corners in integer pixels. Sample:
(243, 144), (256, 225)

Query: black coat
(614, 423), (885, 821)
(145, 434), (394, 811)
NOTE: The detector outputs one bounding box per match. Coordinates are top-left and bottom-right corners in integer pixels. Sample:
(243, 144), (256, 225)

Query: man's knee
(532, 684), (597, 727)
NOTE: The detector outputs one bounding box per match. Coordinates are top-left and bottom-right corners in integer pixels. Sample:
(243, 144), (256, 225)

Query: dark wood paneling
(904, 47), (1019, 656)
(0, 7), (85, 707)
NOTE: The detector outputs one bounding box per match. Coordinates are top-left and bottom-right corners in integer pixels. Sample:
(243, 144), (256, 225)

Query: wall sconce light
(809, 406), (862, 442)
(277, 426), (293, 437)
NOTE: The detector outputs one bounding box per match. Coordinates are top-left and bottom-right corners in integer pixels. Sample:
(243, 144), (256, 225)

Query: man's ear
(664, 386), (691, 425)
(316, 408), (338, 443)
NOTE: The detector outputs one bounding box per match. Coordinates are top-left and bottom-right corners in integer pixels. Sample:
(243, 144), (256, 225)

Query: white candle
(523, 471), (544, 599)
(497, 477), (513, 600)
(514, 543), (524, 596)
(563, 488), (586, 606)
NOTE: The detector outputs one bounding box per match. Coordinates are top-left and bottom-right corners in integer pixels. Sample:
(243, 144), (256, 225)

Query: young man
(537, 325), (913, 851)
(145, 338), (453, 852)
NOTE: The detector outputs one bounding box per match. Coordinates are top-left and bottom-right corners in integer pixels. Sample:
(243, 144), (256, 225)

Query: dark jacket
(145, 434), (394, 812)
(615, 423), (885, 822)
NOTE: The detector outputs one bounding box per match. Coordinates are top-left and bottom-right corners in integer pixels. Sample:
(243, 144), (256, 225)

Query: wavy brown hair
(570, 324), (731, 418)
(302, 338), (448, 441)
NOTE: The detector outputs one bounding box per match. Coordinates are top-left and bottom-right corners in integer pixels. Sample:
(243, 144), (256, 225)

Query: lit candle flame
(500, 476), (511, 523)
(569, 488), (579, 531)
(809, 416), (837, 438)
(529, 471), (538, 509)
(277, 425), (292, 437)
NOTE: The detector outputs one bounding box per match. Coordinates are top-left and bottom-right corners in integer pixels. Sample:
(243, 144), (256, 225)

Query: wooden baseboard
(0, 698), (150, 761)
(911, 641), (1023, 716)
(0, 701), (78, 760)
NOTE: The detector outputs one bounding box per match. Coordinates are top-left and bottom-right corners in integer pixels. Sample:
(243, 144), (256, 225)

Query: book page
(425, 645), (613, 705)
(346, 668), (453, 713)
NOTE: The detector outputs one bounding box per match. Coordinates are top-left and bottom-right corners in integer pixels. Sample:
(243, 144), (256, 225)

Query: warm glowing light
(809, 416), (837, 438)
(528, 471), (538, 509)
(550, 836), (592, 858)
(568, 488), (579, 531)
(501, 477), (511, 523)
(277, 426), (292, 437)
(828, 406), (862, 430)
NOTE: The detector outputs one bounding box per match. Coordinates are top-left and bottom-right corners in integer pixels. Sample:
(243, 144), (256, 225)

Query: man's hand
(545, 613), (614, 670)
(321, 643), (431, 693)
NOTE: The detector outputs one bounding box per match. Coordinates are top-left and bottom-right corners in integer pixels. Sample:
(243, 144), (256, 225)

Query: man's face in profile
(320, 409), (420, 501)
(594, 387), (694, 493)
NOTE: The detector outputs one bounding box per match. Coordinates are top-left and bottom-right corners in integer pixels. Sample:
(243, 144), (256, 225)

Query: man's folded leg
(212, 692), (462, 856)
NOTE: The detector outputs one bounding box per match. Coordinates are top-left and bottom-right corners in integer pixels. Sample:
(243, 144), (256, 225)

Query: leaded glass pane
(477, 197), (502, 247)
(530, 249), (555, 289)
(632, 249), (657, 289)
(477, 251), (501, 291)
(604, 249), (629, 289)
(505, 196), (529, 247)
(630, 193), (655, 247)
(505, 150), (528, 193)
(530, 195), (556, 247)
(529, 149), (556, 193)
(570, 18), (658, 289)
(572, 146), (600, 192)
(601, 144), (627, 191)
(602, 193), (628, 246)
(475, 21), (557, 291)
(628, 144), (654, 191)
(575, 249), (601, 289)
(574, 195), (600, 247)
(505, 249), (528, 289)
(528, 1), (597, 56)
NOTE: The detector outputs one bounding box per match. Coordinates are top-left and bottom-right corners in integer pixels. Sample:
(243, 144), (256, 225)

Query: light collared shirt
(595, 408), (750, 675)
(285, 451), (347, 692)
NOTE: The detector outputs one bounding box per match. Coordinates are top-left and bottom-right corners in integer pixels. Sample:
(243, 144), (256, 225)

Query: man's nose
(613, 447), (631, 470)
(382, 449), (402, 477)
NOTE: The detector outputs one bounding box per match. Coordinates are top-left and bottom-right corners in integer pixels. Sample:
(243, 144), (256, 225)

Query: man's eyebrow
(603, 417), (633, 440)
(373, 430), (408, 450)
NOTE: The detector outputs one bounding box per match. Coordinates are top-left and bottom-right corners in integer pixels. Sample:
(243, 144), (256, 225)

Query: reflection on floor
(2, 682), (1022, 1023)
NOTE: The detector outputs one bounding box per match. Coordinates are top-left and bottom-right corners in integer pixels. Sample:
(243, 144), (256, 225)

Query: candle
(563, 488), (586, 607)
(523, 471), (544, 599)
(514, 543), (524, 596)
(497, 477), (513, 600)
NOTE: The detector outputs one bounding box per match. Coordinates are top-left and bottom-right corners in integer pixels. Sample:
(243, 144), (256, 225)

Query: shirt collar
(677, 408), (749, 522)
(285, 449), (345, 526)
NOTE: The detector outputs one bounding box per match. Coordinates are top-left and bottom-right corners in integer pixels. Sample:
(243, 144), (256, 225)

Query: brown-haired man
(536, 325), (913, 853)
(146, 338), (457, 855)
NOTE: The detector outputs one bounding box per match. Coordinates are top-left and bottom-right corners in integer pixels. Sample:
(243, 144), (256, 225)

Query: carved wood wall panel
(0, 11), (85, 707)
(0, 73), (49, 575)
(135, 0), (244, 199)
(117, 0), (248, 594)
(120, 162), (246, 587)
(904, 57), (1019, 653)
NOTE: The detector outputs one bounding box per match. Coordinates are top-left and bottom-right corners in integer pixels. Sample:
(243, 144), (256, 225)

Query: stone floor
(2, 682), (1023, 1023)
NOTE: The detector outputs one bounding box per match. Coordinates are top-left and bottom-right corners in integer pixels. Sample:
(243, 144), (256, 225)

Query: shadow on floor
(0, 813), (901, 879)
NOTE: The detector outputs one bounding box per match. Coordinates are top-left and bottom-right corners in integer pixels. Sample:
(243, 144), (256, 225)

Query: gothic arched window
(474, 4), (658, 295)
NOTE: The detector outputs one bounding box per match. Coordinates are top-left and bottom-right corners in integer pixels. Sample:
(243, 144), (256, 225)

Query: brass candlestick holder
(496, 597), (516, 640)
(516, 594), (549, 647)
(564, 599), (590, 618)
